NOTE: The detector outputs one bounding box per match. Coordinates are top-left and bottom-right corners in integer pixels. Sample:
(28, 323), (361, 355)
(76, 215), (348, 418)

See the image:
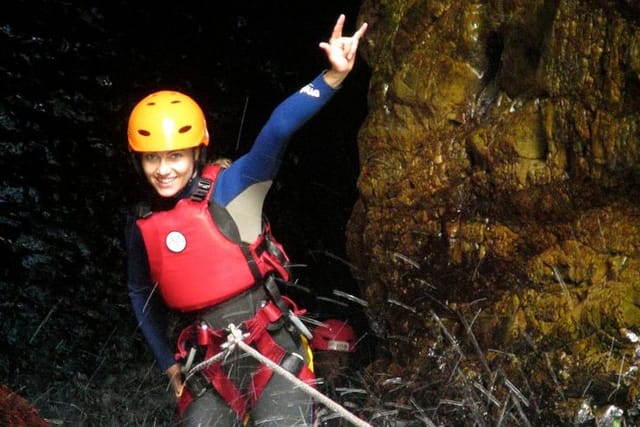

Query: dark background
(1, 1), (371, 424)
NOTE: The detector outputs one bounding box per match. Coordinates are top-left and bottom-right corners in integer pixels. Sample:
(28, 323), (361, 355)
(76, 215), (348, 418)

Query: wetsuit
(125, 73), (338, 426)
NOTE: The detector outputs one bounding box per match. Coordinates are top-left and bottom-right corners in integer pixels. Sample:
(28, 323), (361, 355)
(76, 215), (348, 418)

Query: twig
(458, 309), (492, 375)
(309, 250), (358, 270)
(235, 96), (249, 150)
(608, 354), (626, 400)
(473, 381), (501, 407)
(333, 290), (368, 307)
(392, 252), (420, 269)
(387, 298), (416, 313)
(504, 378), (529, 407)
(510, 392), (533, 427)
(29, 303), (58, 344)
(551, 265), (573, 308)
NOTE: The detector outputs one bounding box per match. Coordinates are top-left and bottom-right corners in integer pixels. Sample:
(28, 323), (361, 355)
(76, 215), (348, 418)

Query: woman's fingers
(330, 14), (346, 42)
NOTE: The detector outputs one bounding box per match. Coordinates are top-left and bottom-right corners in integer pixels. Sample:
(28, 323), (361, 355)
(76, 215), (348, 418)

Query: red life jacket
(136, 164), (290, 312)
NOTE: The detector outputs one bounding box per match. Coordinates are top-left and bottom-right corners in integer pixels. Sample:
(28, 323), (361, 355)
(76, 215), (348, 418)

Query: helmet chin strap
(182, 146), (208, 197)
(195, 145), (207, 171)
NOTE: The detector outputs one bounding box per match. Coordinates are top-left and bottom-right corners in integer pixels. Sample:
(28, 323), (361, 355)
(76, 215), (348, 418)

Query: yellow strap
(301, 335), (314, 373)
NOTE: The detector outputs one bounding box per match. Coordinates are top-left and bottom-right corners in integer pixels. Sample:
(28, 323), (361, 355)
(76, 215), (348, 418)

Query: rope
(236, 338), (372, 427)
(183, 322), (249, 382)
(183, 348), (226, 384)
(184, 324), (372, 427)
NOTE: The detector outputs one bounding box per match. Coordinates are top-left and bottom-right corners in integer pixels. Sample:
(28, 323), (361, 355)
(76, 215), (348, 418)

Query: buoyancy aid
(136, 164), (290, 312)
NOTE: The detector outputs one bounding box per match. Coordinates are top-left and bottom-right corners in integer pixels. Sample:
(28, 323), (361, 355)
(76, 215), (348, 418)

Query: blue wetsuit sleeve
(214, 73), (337, 205)
(125, 215), (176, 372)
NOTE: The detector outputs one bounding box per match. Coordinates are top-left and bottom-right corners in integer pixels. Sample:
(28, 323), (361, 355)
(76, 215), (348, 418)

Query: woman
(125, 14), (367, 426)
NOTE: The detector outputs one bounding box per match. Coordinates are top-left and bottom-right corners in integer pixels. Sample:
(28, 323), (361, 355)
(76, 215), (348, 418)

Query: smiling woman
(123, 14), (367, 425)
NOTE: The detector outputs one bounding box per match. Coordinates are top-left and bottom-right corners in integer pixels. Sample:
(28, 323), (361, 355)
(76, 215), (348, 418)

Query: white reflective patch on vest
(327, 340), (350, 352)
(166, 231), (187, 253)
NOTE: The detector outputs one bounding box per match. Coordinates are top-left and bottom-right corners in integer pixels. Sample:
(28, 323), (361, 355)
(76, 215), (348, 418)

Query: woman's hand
(320, 14), (368, 88)
(211, 157), (232, 168)
(166, 362), (185, 399)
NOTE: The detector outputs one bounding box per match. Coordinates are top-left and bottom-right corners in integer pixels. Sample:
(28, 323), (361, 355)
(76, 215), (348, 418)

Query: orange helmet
(310, 319), (356, 352)
(127, 90), (210, 152)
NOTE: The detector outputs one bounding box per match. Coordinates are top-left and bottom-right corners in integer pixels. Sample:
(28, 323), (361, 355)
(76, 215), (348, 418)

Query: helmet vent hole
(171, 100), (182, 104)
(137, 130), (151, 137)
(178, 125), (192, 134)
(146, 102), (156, 106)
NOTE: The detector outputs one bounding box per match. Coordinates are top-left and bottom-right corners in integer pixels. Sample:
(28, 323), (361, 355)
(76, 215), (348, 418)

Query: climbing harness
(182, 323), (373, 427)
(173, 277), (316, 420)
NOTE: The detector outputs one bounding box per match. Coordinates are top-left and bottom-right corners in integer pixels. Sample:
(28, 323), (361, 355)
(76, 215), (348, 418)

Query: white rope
(183, 348), (227, 384)
(183, 322), (250, 381)
(236, 339), (372, 427)
(183, 323), (372, 427)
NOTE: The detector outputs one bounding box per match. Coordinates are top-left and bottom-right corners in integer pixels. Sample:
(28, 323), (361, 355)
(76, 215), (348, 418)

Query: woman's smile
(154, 175), (178, 189)
(141, 148), (196, 198)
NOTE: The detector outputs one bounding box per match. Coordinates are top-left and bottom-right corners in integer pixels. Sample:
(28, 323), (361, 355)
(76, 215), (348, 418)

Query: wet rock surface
(348, 0), (640, 424)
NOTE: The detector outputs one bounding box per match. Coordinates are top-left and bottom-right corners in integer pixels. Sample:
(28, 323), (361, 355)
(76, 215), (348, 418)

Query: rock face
(348, 0), (640, 423)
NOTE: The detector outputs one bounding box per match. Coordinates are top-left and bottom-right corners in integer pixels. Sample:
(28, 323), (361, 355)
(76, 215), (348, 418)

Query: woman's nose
(156, 158), (170, 175)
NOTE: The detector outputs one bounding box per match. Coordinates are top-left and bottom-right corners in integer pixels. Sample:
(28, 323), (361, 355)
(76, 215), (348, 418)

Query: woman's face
(140, 148), (197, 198)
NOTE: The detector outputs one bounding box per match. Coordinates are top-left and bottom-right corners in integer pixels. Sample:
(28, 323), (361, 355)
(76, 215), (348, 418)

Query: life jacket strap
(134, 202), (152, 219)
(264, 275), (290, 316)
(190, 177), (212, 202)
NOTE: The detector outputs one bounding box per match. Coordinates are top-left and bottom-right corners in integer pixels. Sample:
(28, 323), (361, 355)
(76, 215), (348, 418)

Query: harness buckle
(280, 352), (305, 375)
(287, 311), (313, 339)
(263, 276), (313, 339)
(187, 372), (211, 398)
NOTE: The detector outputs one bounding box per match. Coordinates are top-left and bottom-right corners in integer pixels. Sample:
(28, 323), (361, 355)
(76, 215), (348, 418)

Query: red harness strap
(175, 300), (313, 421)
(249, 351), (316, 407)
(176, 325), (248, 420)
(245, 297), (316, 406)
(177, 365), (247, 421)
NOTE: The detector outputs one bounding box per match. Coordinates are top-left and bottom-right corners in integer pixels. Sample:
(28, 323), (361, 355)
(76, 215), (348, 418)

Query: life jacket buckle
(191, 178), (212, 202)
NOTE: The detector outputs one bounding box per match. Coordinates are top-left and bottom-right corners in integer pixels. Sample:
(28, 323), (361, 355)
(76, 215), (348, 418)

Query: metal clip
(287, 310), (313, 340)
(182, 346), (197, 373)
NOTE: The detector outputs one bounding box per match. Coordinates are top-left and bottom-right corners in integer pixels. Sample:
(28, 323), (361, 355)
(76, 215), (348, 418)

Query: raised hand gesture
(320, 14), (368, 88)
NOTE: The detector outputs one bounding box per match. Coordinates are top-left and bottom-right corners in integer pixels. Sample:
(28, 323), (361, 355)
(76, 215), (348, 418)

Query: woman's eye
(169, 152), (183, 160)
(143, 153), (158, 162)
